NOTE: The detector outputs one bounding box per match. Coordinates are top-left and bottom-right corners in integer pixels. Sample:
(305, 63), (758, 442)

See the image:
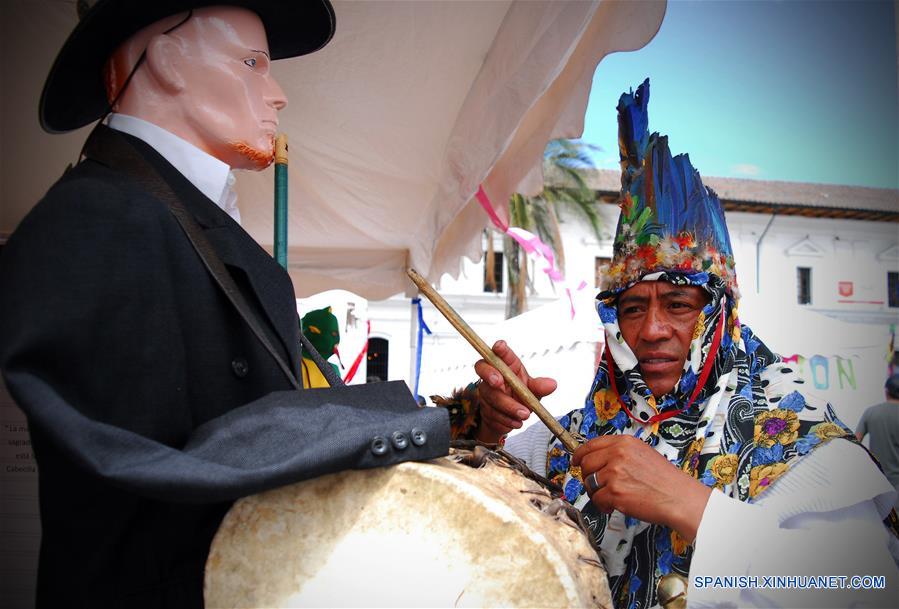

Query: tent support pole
(274, 135), (288, 269)
(409, 295), (419, 392)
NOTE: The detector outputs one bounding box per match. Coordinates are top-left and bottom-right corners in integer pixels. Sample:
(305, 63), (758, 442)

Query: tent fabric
(0, 0), (665, 300)
(238, 0), (665, 299)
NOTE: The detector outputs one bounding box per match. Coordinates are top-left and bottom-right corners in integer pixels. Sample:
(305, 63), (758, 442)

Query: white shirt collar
(106, 113), (241, 224)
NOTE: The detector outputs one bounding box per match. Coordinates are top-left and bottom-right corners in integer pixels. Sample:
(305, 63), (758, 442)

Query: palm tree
(499, 138), (603, 318)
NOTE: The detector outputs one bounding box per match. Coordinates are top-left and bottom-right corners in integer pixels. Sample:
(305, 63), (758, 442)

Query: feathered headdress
(600, 79), (738, 298)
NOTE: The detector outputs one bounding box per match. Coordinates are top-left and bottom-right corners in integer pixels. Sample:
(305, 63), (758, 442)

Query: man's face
(176, 7), (287, 169)
(617, 282), (709, 398)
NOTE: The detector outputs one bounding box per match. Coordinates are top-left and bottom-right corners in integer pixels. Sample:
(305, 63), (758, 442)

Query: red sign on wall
(838, 281), (853, 297)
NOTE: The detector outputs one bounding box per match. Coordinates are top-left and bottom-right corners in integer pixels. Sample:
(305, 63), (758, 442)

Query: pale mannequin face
(174, 7), (287, 169)
(108, 6), (287, 169)
(617, 282), (708, 398)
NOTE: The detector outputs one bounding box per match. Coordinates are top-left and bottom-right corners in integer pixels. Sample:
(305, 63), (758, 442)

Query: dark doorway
(367, 337), (389, 381)
(483, 251), (504, 293)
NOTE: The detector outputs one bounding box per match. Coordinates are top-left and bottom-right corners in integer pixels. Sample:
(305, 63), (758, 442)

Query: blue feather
(615, 79), (736, 259)
(616, 78), (651, 169)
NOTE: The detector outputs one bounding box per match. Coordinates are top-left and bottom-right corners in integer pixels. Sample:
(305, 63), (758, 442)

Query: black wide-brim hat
(40, 0), (335, 133)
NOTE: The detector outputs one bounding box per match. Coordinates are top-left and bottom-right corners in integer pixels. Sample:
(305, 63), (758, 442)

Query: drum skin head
(205, 454), (612, 608)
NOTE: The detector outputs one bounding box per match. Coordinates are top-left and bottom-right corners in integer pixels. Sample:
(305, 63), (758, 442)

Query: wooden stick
(407, 268), (580, 452)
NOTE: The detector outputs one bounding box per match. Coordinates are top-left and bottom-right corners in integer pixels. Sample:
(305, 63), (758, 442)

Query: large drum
(205, 448), (611, 608)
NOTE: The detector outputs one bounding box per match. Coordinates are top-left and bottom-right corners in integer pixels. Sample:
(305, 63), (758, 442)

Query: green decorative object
(302, 307), (340, 378)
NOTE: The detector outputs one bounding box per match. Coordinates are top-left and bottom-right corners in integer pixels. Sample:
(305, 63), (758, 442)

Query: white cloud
(731, 163), (762, 177)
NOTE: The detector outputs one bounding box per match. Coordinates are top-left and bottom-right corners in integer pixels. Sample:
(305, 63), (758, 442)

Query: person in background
(440, 79), (899, 609)
(857, 374), (899, 510)
(301, 306), (342, 388)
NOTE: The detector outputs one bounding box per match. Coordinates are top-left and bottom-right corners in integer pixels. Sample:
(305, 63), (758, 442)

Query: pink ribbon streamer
(506, 227), (564, 282)
(475, 185), (510, 231)
(565, 280), (588, 318)
(476, 185), (586, 318)
(476, 186), (563, 282)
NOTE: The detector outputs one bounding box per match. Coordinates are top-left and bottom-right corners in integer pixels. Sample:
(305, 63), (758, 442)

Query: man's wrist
(667, 476), (712, 543)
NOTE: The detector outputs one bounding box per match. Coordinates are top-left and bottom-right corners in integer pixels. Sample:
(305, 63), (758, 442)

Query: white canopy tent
(1, 0), (665, 300)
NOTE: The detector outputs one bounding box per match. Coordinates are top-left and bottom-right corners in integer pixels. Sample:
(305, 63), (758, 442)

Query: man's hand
(572, 435), (712, 542)
(473, 340), (557, 444)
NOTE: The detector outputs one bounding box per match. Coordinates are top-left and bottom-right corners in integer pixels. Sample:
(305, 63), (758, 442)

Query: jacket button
(410, 428), (427, 447)
(391, 431), (409, 450)
(371, 436), (389, 456)
(231, 357), (249, 378)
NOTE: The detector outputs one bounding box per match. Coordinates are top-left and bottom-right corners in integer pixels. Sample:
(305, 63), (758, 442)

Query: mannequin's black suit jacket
(0, 125), (449, 608)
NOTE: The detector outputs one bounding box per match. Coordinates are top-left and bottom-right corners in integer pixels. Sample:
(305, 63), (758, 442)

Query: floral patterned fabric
(546, 271), (861, 609)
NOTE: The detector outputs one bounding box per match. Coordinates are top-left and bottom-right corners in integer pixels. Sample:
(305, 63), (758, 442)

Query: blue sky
(580, 0), (898, 189)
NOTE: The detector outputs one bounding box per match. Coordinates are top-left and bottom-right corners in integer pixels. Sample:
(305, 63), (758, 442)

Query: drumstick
(407, 267), (580, 453)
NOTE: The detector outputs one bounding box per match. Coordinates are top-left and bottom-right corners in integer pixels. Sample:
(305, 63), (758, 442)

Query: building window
(889, 272), (899, 308)
(595, 256), (611, 288)
(366, 337), (389, 382)
(797, 267), (812, 305)
(483, 251), (504, 293)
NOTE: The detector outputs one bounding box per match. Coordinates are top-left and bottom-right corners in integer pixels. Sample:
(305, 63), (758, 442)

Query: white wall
(728, 212), (899, 428)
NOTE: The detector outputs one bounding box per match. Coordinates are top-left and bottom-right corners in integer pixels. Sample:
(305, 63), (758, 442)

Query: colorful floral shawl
(546, 271), (861, 609)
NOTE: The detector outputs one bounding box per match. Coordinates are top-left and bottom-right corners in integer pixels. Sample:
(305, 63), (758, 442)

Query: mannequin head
(104, 6), (287, 169)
